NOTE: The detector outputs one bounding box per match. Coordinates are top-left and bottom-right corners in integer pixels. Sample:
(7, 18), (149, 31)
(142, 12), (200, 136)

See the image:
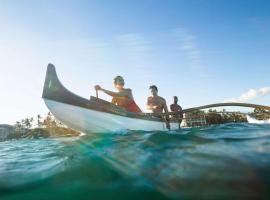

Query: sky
(0, 0), (270, 124)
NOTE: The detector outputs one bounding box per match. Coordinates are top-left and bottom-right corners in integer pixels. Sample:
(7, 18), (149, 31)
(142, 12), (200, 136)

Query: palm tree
(22, 118), (34, 129)
(14, 121), (22, 131)
(37, 115), (42, 128)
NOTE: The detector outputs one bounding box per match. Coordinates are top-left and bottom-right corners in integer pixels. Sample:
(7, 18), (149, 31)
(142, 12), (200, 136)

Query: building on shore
(0, 124), (14, 141)
(181, 113), (207, 127)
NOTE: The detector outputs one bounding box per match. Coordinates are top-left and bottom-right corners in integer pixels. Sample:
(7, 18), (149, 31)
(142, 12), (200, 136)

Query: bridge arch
(183, 103), (270, 113)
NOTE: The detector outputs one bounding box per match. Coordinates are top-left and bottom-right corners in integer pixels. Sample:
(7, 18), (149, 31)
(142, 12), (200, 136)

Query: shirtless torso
(147, 96), (168, 115)
(111, 89), (133, 107)
(147, 95), (170, 129)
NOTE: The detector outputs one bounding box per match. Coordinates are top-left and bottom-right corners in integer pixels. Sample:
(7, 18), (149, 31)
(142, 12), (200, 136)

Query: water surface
(1, 123), (270, 199)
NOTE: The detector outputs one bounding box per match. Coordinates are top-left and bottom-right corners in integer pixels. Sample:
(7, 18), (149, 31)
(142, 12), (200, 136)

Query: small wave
(247, 115), (270, 124)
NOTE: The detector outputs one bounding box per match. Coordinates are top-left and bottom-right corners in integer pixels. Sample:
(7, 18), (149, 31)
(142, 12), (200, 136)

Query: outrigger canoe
(42, 64), (181, 133)
(42, 64), (270, 133)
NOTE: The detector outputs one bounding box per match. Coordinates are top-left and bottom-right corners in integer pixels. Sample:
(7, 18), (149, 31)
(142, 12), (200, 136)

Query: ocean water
(1, 123), (270, 200)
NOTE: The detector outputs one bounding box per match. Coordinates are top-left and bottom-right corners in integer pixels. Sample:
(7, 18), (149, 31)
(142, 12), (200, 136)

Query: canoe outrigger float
(42, 64), (270, 133)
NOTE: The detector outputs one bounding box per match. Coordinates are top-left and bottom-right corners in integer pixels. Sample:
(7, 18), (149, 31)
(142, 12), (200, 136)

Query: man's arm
(101, 88), (128, 98)
(170, 104), (173, 112)
(162, 100), (170, 129)
(95, 85), (129, 98)
(178, 105), (183, 112)
(163, 101), (170, 116)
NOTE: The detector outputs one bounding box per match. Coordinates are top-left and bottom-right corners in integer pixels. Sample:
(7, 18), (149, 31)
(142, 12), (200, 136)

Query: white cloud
(225, 87), (270, 103)
(259, 87), (270, 95)
(116, 33), (151, 68)
(173, 28), (203, 70)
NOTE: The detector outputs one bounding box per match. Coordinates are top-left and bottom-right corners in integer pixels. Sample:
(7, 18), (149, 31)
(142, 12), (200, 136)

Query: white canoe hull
(45, 99), (180, 133)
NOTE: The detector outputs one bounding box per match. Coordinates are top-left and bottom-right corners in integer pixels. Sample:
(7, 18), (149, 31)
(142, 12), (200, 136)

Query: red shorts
(126, 100), (142, 113)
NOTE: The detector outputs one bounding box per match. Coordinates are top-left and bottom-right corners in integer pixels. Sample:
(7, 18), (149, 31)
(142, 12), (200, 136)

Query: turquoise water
(1, 123), (270, 200)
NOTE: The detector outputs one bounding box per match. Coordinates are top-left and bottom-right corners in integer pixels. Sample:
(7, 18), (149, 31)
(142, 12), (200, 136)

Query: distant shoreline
(0, 124), (80, 141)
